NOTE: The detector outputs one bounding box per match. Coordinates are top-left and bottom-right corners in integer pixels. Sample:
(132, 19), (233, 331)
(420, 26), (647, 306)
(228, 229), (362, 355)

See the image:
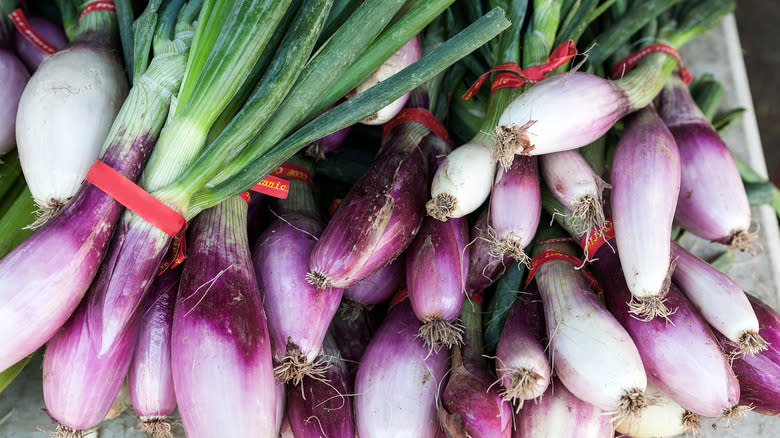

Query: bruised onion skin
(308, 122), (429, 289)
(128, 266), (180, 421)
(595, 246), (740, 418)
(610, 105), (680, 316)
(515, 378), (613, 438)
(42, 299), (140, 433)
(355, 301), (448, 437)
(714, 294), (780, 416)
(13, 16), (67, 70)
(657, 75), (751, 245)
(172, 197), (276, 437)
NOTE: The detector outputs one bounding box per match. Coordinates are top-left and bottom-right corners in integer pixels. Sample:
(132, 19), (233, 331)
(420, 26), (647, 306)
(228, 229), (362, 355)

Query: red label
(10, 9), (58, 54)
(251, 175), (289, 199)
(579, 218), (615, 260)
(271, 162), (313, 185)
(524, 249), (602, 292)
(239, 191), (251, 204)
(381, 108), (454, 146)
(79, 1), (116, 21)
(86, 160), (187, 236)
(610, 43), (691, 85)
(463, 40), (577, 99)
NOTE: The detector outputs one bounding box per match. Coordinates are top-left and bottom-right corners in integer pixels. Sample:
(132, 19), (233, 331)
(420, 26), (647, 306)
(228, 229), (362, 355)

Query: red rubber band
(9, 9), (58, 54)
(79, 0), (116, 22)
(86, 160), (186, 236)
(579, 217), (616, 260)
(610, 43), (692, 85)
(524, 249), (602, 292)
(381, 108), (454, 146)
(462, 40), (577, 100)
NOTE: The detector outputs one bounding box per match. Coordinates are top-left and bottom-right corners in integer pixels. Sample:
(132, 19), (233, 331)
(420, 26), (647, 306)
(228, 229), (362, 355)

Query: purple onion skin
(0, 129), (156, 371)
(490, 155), (541, 252)
(13, 16), (67, 70)
(355, 301), (449, 437)
(344, 254), (405, 306)
(287, 336), (355, 437)
(128, 266), (180, 420)
(594, 246), (739, 417)
(330, 309), (372, 380)
(406, 214), (469, 322)
(309, 128), (428, 289)
(43, 299), (140, 432)
(306, 123), (353, 158)
(275, 380), (286, 434)
(657, 76), (751, 243)
(465, 209), (512, 294)
(516, 378), (614, 438)
(172, 197), (276, 437)
(715, 294), (780, 415)
(610, 105), (680, 302)
(0, 49), (29, 154)
(441, 347), (513, 438)
(495, 292), (550, 402)
(253, 212), (342, 365)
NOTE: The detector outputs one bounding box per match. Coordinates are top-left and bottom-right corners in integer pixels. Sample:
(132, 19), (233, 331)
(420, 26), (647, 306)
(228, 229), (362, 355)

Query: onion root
(417, 316), (463, 353)
(426, 194), (456, 221)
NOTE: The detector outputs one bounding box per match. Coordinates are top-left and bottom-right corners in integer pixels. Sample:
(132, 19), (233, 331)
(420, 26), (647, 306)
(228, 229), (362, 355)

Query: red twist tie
(9, 9), (58, 54)
(86, 160), (186, 237)
(79, 0), (116, 22)
(389, 286), (409, 309)
(381, 108), (454, 146)
(524, 249), (602, 293)
(610, 43), (692, 85)
(462, 40), (578, 100)
(579, 217), (615, 260)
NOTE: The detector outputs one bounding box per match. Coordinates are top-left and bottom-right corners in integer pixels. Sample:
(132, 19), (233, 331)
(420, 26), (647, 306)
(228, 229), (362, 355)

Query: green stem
(460, 298), (484, 365)
(0, 177), (24, 220)
(523, 0), (563, 68)
(72, 0), (120, 46)
(132, 0), (165, 80)
(190, 7), (511, 214)
(0, 186), (35, 259)
(0, 354), (32, 394)
(54, 0), (79, 41)
(483, 260), (529, 355)
(114, 0), (135, 79)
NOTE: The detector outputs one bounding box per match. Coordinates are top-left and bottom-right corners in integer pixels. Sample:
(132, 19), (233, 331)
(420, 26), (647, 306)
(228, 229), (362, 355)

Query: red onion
(611, 105), (680, 321)
(128, 266), (180, 436)
(355, 300), (449, 437)
(171, 196), (276, 437)
(342, 254), (405, 313)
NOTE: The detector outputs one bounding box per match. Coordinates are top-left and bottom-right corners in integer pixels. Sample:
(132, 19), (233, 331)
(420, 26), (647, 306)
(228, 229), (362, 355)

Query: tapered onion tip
(681, 411), (702, 437)
(611, 388), (650, 428)
(417, 316), (464, 354)
(338, 298), (367, 322)
(737, 330), (769, 355)
(488, 228), (531, 267)
(25, 198), (68, 229)
(497, 367), (544, 412)
(41, 425), (84, 438)
(273, 344), (329, 386)
(627, 261), (677, 321)
(493, 121), (536, 167)
(140, 417), (174, 438)
(426, 194), (456, 221)
(729, 229), (759, 256)
(305, 270), (332, 290)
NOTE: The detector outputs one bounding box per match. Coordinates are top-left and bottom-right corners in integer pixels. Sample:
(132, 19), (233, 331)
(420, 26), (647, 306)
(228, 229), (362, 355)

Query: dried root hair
(305, 270), (332, 290)
(610, 387), (652, 430)
(25, 198), (68, 229)
(417, 316), (464, 354)
(729, 229), (759, 256)
(496, 367), (544, 413)
(40, 425), (87, 438)
(486, 227), (531, 267)
(570, 177), (610, 235)
(426, 194), (456, 221)
(140, 417), (174, 438)
(737, 330), (769, 356)
(492, 121), (536, 169)
(628, 261), (678, 322)
(718, 404), (752, 428)
(304, 143), (326, 160)
(274, 344), (329, 387)
(681, 411), (702, 437)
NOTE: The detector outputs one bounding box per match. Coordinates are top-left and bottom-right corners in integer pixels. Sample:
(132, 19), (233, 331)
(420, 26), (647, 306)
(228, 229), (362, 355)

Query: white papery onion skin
(16, 42), (127, 211)
(428, 140), (495, 220)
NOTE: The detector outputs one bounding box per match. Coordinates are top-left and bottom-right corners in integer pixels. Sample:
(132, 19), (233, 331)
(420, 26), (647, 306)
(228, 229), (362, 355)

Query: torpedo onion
(16, 5), (127, 221)
(128, 266), (180, 437)
(0, 12), (193, 371)
(610, 105), (680, 321)
(714, 294), (780, 416)
(532, 237), (648, 422)
(355, 300), (449, 437)
(515, 377), (614, 438)
(657, 74), (755, 251)
(671, 240), (767, 355)
(253, 160), (342, 384)
(495, 290), (550, 409)
(595, 246), (742, 418)
(171, 196), (276, 437)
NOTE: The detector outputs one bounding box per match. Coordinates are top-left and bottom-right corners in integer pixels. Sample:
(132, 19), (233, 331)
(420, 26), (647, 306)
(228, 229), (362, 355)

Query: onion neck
(615, 52), (678, 112)
(72, 5), (120, 49)
(273, 157), (318, 218)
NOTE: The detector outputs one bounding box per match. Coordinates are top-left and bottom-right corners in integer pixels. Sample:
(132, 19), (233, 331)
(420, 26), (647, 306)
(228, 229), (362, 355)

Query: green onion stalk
(0, 1), (198, 372)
